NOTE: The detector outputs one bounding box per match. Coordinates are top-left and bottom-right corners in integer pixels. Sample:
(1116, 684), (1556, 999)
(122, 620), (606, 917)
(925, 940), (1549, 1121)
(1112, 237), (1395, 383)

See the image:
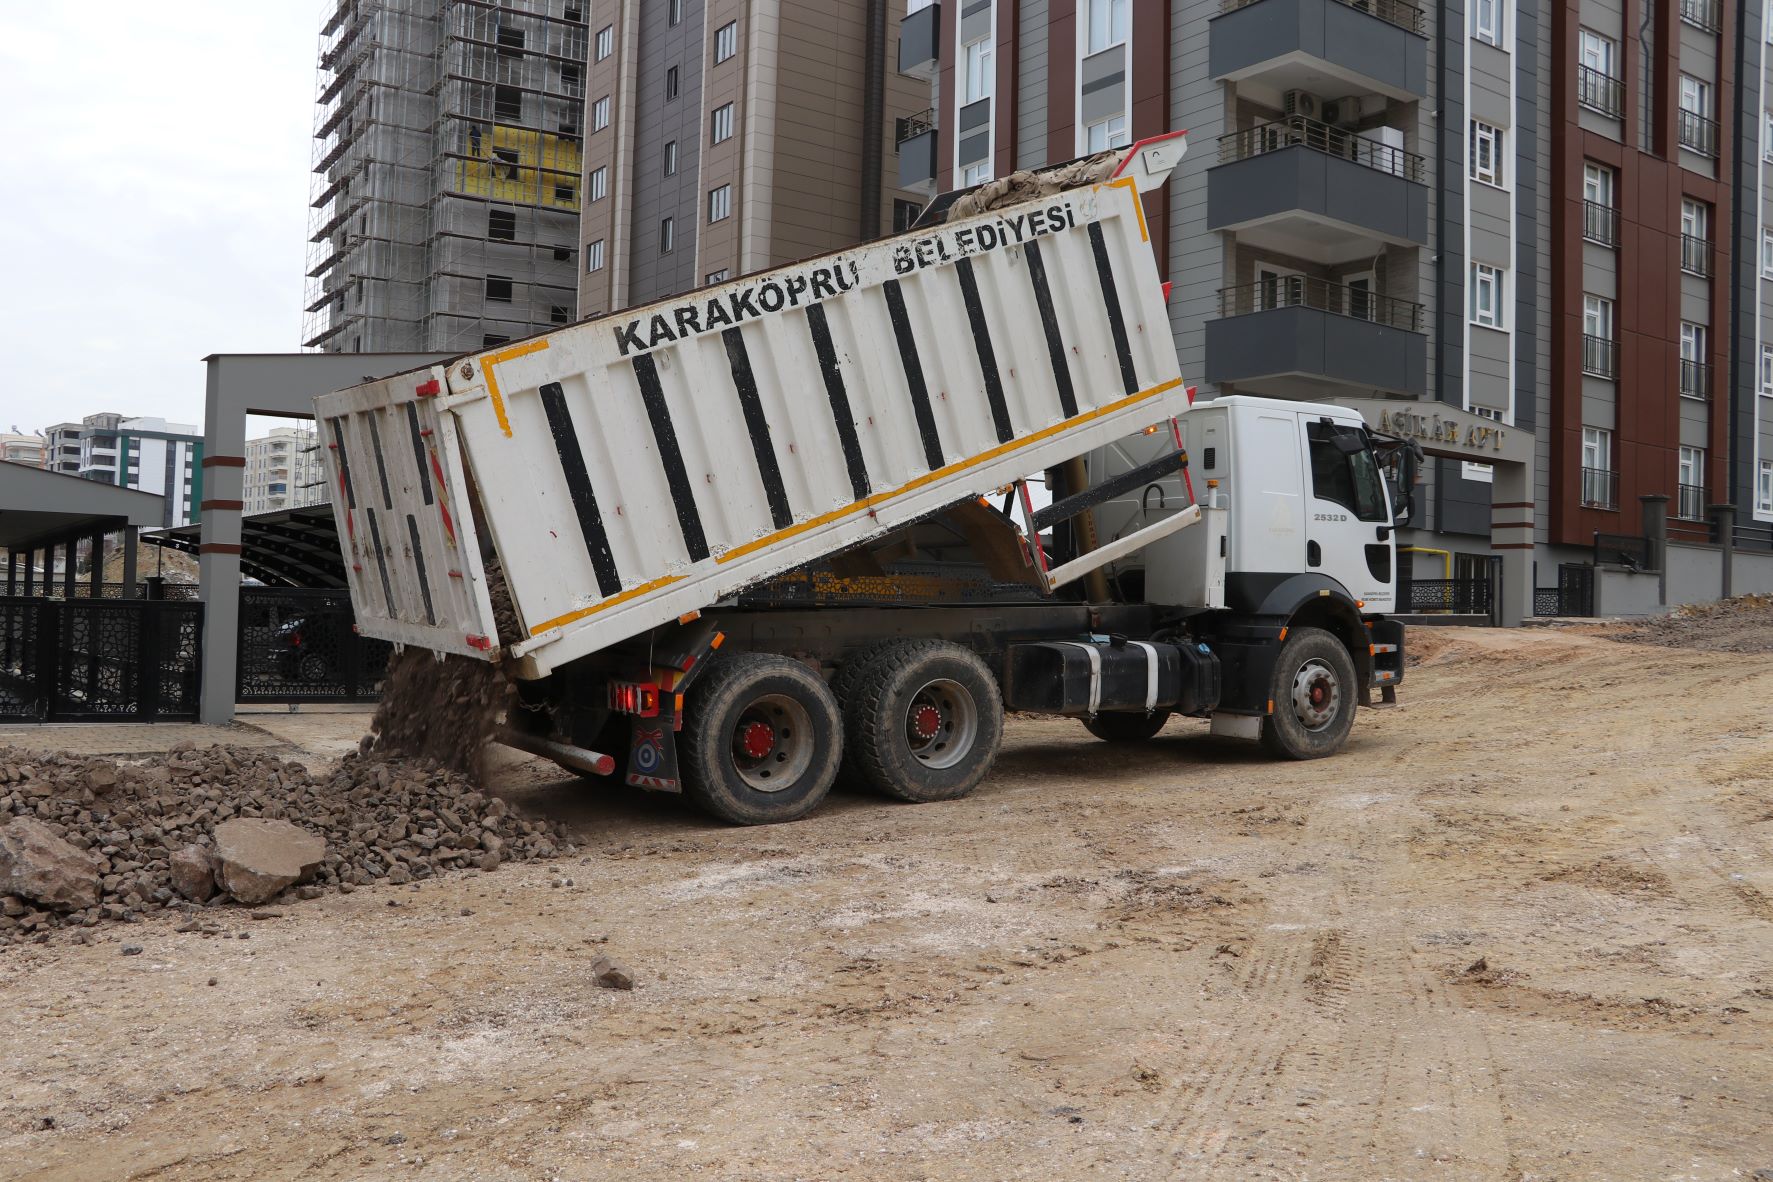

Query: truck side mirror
(1390, 443), (1421, 524)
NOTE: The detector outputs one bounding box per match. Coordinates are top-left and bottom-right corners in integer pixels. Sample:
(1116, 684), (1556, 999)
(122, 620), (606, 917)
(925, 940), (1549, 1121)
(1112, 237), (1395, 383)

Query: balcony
(1577, 66), (1624, 118)
(1209, 116), (1428, 256)
(896, 109), (937, 194)
(1679, 358), (1710, 399)
(1582, 200), (1618, 247)
(1678, 109), (1718, 157)
(1211, 0), (1426, 102)
(1580, 466), (1618, 510)
(1679, 0), (1721, 32)
(1581, 333), (1617, 379)
(1680, 233), (1712, 278)
(1206, 277), (1427, 397)
(898, 2), (939, 79)
(1676, 483), (1707, 521)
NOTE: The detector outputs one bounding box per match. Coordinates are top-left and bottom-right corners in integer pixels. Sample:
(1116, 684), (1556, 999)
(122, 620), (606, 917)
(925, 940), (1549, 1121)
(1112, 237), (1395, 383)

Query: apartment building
(0, 432), (45, 467)
(37, 413), (202, 528)
(576, 0), (931, 316)
(304, 0), (589, 354)
(243, 427), (326, 516)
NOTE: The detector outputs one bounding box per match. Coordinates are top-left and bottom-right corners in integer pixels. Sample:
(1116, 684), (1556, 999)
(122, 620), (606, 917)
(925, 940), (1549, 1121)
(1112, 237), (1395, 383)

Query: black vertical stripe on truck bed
(804, 303), (873, 502)
(955, 257), (1014, 443)
(630, 354), (711, 563)
(366, 413), (394, 510)
(404, 402), (433, 505)
(405, 514), (436, 625)
(1022, 240), (1080, 419)
(720, 329), (795, 531)
(881, 280), (945, 470)
(1087, 221), (1138, 395)
(538, 381), (623, 597)
(364, 507), (396, 617)
(327, 417), (357, 508)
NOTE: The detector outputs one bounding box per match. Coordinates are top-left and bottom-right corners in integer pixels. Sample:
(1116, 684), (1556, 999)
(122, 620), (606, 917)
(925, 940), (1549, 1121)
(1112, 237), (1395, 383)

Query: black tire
(1083, 710), (1173, 743)
(1259, 626), (1358, 760)
(830, 639), (942, 786)
(680, 653), (842, 824)
(296, 652), (330, 682)
(846, 641), (1003, 802)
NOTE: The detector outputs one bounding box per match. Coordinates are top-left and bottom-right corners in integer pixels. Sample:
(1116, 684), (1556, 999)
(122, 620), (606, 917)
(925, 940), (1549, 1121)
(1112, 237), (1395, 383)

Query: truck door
(1300, 416), (1396, 612)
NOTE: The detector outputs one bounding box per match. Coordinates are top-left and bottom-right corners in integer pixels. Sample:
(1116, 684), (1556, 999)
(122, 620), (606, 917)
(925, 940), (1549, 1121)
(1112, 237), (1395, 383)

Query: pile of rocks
(0, 743), (571, 946)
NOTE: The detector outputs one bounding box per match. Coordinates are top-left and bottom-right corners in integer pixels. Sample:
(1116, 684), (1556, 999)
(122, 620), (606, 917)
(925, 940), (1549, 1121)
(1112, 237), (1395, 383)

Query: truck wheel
(1083, 710), (1172, 743)
(832, 639), (941, 785)
(680, 653), (842, 825)
(1259, 627), (1357, 760)
(847, 642), (1003, 802)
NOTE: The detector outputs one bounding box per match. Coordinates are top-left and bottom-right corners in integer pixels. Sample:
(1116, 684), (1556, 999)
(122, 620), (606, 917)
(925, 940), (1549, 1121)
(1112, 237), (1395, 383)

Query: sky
(0, 2), (324, 437)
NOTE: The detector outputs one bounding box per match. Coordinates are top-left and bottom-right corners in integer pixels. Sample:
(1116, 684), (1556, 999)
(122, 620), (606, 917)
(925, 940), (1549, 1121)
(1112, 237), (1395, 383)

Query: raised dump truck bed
(317, 136), (1191, 680)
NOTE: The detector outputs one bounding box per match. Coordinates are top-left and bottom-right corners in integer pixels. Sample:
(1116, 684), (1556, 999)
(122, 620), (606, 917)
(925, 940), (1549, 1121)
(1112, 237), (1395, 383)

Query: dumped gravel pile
(1611, 593), (1773, 654)
(0, 743), (571, 947)
(362, 649), (514, 780)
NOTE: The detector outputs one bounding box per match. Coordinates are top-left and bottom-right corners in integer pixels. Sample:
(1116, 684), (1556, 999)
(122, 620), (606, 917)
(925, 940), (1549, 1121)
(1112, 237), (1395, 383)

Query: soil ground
(2, 624), (1771, 1181)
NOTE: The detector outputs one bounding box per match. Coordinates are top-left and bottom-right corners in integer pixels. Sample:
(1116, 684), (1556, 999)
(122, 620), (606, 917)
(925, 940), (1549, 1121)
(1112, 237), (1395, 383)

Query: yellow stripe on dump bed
(481, 338), (551, 438)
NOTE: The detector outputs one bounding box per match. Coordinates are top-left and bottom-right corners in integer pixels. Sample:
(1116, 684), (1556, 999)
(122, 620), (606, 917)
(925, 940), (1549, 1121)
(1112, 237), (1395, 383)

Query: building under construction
(304, 0), (588, 353)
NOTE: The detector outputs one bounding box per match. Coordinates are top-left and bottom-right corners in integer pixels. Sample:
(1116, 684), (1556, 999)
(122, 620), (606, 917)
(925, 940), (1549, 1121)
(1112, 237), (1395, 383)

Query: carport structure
(152, 503), (347, 589)
(0, 463), (166, 599)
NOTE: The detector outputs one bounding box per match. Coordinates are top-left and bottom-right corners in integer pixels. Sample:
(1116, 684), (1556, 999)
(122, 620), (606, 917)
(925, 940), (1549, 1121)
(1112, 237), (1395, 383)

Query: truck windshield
(1307, 423), (1389, 523)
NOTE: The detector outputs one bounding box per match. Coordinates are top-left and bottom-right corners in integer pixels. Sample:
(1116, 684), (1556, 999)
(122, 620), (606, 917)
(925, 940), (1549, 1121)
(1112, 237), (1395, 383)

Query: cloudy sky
(0, 2), (322, 437)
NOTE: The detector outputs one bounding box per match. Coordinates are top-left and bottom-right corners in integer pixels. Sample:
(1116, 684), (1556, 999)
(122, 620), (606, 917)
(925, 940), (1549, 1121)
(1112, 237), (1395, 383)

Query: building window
(666, 66), (680, 101)
(963, 160), (991, 186)
(1581, 427), (1614, 508)
(1578, 29), (1615, 78)
(1764, 109), (1773, 160)
(1086, 114), (1128, 152)
(660, 216), (675, 253)
(488, 208), (516, 241)
(893, 198), (922, 233)
(715, 20), (738, 63)
(1680, 322), (1708, 399)
(1086, 0), (1129, 54)
(494, 85), (523, 121)
(1679, 74), (1716, 155)
(963, 36), (993, 104)
(669, 0), (683, 25)
(1762, 231), (1773, 277)
(706, 268), (730, 284)
(1472, 0), (1502, 45)
(1577, 30), (1622, 116)
(1758, 459), (1773, 513)
(1677, 446), (1706, 519)
(1470, 120), (1503, 186)
(1581, 293), (1614, 376)
(596, 24), (613, 61)
(593, 95), (610, 130)
(550, 305), (570, 324)
(1582, 293), (1612, 339)
(1681, 199), (1711, 276)
(560, 63), (582, 96)
(1582, 162), (1617, 246)
(1471, 263), (1504, 328)
(589, 165), (607, 202)
(708, 184), (732, 223)
(555, 181), (576, 204)
(586, 238), (605, 272)
(712, 102), (735, 144)
(486, 276), (513, 303)
(664, 140), (678, 175)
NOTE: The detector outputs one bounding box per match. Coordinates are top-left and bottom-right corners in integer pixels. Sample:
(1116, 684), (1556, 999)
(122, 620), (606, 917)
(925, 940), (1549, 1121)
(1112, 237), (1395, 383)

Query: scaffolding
(303, 0), (588, 353)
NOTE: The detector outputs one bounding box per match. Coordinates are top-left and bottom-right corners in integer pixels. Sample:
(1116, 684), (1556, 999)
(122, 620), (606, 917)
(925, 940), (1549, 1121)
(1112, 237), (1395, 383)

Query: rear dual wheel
(844, 642), (1003, 803)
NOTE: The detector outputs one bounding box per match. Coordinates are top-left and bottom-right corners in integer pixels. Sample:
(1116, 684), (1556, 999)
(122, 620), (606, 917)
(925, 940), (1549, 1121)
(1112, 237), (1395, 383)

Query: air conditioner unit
(1282, 90), (1321, 121)
(1321, 99), (1360, 129)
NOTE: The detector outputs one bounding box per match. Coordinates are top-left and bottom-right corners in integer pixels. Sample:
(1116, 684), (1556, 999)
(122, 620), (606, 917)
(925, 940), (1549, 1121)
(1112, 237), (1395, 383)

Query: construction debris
(944, 151), (1120, 221)
(0, 743), (572, 947)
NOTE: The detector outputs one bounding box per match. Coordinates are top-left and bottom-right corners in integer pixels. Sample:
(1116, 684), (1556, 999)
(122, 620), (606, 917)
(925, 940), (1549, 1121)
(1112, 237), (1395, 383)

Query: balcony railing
(1680, 0), (1722, 32)
(1681, 233), (1712, 277)
(1676, 482), (1707, 521)
(1679, 358), (1710, 399)
(1217, 114), (1426, 182)
(1582, 200), (1618, 246)
(1577, 66), (1624, 117)
(1580, 466), (1618, 510)
(1218, 276), (1424, 333)
(1678, 108), (1719, 157)
(895, 108), (936, 146)
(1581, 333), (1617, 379)
(1219, 0), (1426, 35)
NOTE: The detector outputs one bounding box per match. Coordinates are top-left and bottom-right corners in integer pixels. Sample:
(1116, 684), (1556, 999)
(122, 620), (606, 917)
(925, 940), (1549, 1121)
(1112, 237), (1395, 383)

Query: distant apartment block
(244, 427), (326, 515)
(576, 0), (930, 316)
(0, 432), (45, 467)
(38, 413), (202, 528)
(304, 0), (590, 354)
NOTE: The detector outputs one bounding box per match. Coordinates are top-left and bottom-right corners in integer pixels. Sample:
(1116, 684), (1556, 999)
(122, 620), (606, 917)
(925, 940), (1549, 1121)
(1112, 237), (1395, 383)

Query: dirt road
(2, 627), (1770, 1180)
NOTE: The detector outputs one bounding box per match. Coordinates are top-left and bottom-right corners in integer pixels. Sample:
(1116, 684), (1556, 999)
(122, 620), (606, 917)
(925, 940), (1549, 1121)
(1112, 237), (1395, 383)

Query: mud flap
(626, 701), (682, 793)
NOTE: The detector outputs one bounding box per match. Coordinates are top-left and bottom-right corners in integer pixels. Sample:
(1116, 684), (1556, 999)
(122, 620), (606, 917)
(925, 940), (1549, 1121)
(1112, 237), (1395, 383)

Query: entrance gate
(236, 587), (391, 703)
(0, 597), (203, 722)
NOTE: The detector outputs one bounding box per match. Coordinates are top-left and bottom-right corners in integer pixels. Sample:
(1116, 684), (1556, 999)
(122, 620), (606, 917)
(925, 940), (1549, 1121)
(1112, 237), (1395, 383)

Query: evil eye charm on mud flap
(632, 727), (664, 774)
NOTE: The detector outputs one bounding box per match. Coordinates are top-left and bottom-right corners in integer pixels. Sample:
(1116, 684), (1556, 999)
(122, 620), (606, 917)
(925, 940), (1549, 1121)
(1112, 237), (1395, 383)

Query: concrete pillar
(1712, 503), (1735, 599)
(1488, 462), (1534, 627)
(120, 527), (138, 598)
(198, 360), (248, 724)
(1640, 493), (1669, 609)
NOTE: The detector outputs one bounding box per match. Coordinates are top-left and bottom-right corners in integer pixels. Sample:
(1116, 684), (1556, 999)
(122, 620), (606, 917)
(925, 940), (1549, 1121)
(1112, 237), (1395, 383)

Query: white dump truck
(317, 133), (1417, 824)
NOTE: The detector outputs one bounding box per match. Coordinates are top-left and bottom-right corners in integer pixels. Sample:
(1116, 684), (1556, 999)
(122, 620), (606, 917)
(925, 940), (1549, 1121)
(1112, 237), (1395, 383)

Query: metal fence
(1594, 532), (1655, 570)
(1402, 578), (1492, 615)
(1220, 0), (1425, 34)
(1577, 66), (1624, 117)
(1680, 0), (1721, 32)
(1580, 466), (1618, 510)
(1217, 114), (1426, 182)
(1533, 564), (1595, 617)
(7, 581), (201, 600)
(1582, 200), (1618, 246)
(1678, 110), (1718, 158)
(0, 597), (203, 722)
(237, 586), (390, 703)
(1218, 276), (1424, 333)
(1680, 232), (1713, 277)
